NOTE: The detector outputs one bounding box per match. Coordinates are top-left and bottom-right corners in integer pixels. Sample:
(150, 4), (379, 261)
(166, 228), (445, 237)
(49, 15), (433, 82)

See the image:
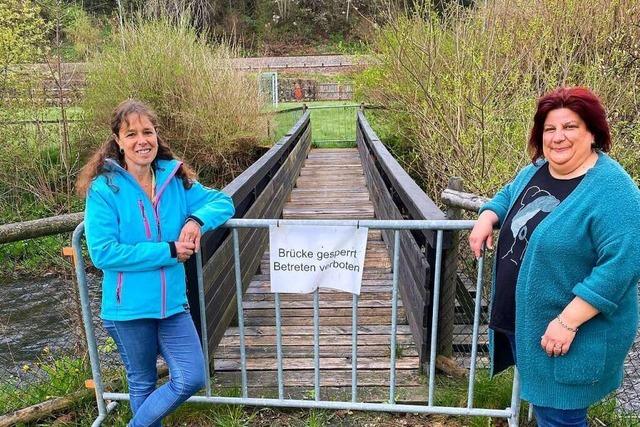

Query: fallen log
(435, 355), (468, 378)
(440, 189), (488, 212)
(0, 388), (94, 427)
(0, 365), (167, 427)
(0, 212), (83, 244)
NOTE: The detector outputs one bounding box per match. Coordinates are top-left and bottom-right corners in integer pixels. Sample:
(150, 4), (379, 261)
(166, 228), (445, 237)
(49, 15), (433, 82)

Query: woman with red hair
(469, 87), (640, 426)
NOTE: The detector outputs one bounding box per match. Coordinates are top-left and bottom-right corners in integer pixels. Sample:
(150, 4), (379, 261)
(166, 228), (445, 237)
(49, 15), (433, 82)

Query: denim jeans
(103, 311), (206, 427)
(505, 333), (588, 427)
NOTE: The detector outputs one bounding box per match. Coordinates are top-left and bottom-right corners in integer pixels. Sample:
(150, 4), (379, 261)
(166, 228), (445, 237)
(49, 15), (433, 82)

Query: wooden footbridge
(189, 110), (482, 402)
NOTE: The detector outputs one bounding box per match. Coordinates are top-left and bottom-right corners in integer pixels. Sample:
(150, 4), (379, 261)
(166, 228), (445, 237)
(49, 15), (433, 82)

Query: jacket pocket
(116, 272), (124, 304)
(554, 330), (606, 385)
(138, 200), (152, 239)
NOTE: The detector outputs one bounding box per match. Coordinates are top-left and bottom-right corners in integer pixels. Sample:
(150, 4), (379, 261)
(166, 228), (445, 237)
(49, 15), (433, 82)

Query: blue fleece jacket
(480, 152), (640, 409)
(84, 158), (235, 321)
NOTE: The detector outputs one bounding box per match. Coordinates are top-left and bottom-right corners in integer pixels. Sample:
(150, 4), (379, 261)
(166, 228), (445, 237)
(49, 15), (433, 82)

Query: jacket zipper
(116, 272), (123, 304)
(138, 200), (152, 239)
(160, 267), (167, 318)
(154, 198), (167, 318)
(152, 162), (182, 318)
(153, 200), (166, 317)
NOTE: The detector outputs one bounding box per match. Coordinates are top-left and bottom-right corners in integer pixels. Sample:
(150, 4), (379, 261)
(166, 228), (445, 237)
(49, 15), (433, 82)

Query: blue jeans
(506, 333), (587, 427)
(103, 311), (206, 427)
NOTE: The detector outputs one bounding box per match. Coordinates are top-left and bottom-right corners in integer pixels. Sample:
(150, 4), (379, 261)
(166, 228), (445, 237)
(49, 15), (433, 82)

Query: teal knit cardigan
(480, 152), (640, 409)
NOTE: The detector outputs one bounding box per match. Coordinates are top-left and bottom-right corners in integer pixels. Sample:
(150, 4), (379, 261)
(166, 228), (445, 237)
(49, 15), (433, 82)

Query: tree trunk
(0, 212), (83, 244)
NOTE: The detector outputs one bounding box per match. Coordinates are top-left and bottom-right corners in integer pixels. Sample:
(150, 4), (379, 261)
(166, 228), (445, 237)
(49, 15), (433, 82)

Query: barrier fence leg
(508, 368), (521, 427)
(232, 229), (248, 399)
(351, 293), (358, 403)
(275, 292), (284, 400)
(72, 224), (116, 426)
(389, 230), (400, 404)
(428, 230), (444, 406)
(196, 251), (211, 397)
(467, 246), (486, 408)
(313, 288), (320, 401)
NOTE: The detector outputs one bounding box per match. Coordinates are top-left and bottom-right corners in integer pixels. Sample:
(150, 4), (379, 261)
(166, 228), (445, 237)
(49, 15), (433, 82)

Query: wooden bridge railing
(188, 110), (312, 353)
(356, 111), (455, 367)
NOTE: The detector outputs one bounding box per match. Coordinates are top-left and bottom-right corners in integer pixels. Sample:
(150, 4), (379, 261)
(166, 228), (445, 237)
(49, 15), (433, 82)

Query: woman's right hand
(468, 210), (499, 258)
(175, 241), (196, 262)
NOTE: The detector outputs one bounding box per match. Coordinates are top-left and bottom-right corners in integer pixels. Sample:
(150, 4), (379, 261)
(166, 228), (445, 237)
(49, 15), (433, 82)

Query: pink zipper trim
(152, 162), (181, 319)
(160, 268), (167, 318)
(138, 200), (152, 239)
(153, 162), (182, 207)
(155, 199), (163, 240)
(116, 272), (123, 304)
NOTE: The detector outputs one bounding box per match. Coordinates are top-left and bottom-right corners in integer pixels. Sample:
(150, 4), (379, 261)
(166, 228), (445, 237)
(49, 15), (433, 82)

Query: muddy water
(0, 274), (101, 377)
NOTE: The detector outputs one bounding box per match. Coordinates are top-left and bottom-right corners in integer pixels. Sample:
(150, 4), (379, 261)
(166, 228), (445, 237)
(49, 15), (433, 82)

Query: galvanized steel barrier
(71, 218), (521, 427)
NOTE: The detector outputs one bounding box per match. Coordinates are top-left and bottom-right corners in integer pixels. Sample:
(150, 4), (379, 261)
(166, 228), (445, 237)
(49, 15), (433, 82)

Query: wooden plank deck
(212, 148), (428, 402)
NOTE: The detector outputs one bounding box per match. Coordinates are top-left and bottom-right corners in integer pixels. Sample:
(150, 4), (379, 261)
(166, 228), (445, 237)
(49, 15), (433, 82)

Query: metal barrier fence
(267, 103), (363, 148)
(307, 104), (359, 147)
(72, 218), (522, 427)
(267, 107), (305, 143)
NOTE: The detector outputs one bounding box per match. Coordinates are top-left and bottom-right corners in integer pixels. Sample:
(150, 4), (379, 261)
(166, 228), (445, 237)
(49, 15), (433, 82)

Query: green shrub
(0, 0), (50, 103)
(0, 234), (68, 280)
(358, 0), (640, 199)
(0, 1), (83, 277)
(82, 17), (269, 186)
(63, 5), (103, 60)
(0, 117), (83, 215)
(0, 0), (48, 67)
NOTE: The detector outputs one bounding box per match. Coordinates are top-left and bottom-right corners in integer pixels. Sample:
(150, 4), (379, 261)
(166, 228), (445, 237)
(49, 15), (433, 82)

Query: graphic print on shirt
(502, 186), (559, 265)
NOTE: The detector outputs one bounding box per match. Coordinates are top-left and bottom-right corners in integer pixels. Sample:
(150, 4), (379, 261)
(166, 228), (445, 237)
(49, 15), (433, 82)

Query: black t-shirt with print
(489, 163), (584, 334)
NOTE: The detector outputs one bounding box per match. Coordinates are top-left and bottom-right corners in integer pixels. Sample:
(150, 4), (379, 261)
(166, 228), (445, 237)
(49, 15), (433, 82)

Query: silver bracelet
(556, 315), (578, 333)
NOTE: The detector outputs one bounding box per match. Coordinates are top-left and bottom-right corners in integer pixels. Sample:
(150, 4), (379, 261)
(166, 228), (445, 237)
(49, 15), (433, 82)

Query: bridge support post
(439, 177), (464, 357)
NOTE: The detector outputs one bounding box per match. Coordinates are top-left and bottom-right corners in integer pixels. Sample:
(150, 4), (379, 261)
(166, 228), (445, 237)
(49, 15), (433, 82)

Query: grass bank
(3, 362), (523, 426)
(270, 101), (360, 148)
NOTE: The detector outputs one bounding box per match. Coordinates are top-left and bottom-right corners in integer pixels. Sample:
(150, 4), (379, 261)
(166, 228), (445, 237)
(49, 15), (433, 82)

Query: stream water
(0, 273), (102, 381)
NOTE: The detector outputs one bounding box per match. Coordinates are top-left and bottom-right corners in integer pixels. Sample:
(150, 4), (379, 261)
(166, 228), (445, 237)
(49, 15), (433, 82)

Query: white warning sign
(269, 224), (368, 294)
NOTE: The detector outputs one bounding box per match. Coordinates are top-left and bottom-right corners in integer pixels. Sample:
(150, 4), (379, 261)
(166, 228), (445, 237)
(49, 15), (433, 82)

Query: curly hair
(76, 100), (196, 196)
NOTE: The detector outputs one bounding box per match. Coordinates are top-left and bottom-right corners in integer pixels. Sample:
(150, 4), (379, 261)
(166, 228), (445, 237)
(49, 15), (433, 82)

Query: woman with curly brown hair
(77, 100), (234, 426)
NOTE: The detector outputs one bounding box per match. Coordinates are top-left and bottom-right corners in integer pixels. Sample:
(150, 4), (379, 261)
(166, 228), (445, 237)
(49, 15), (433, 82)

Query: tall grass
(0, 119), (83, 215)
(82, 16), (270, 186)
(358, 0), (640, 198)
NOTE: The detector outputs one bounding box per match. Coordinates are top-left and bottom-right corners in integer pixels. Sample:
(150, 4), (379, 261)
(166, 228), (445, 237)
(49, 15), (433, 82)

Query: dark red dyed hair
(528, 87), (611, 162)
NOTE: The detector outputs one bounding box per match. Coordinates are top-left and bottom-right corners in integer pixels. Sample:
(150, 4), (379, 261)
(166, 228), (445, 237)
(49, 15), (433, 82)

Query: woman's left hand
(541, 318), (576, 357)
(179, 220), (202, 253)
